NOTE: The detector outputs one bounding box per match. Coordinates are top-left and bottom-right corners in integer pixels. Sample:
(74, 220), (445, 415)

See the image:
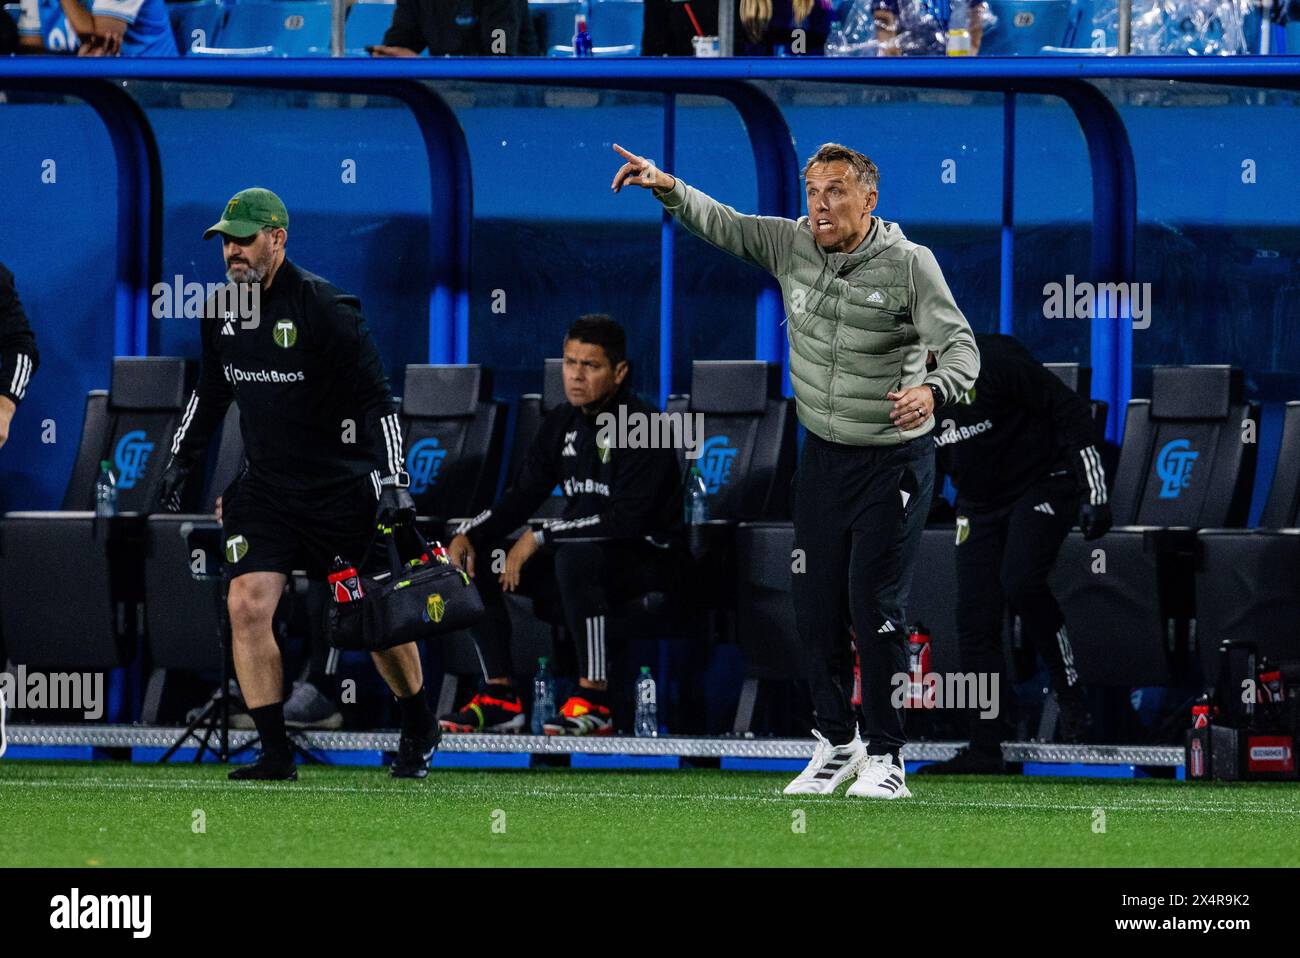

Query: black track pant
(955, 472), (1081, 751)
(792, 432), (935, 752)
(468, 537), (675, 683)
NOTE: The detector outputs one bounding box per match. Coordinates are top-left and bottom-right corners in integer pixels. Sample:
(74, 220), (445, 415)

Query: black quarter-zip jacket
(457, 380), (683, 548)
(168, 259), (402, 496)
(935, 333), (1107, 511)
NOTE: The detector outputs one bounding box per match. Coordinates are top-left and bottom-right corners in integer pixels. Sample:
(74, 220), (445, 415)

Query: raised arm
(610, 143), (796, 276)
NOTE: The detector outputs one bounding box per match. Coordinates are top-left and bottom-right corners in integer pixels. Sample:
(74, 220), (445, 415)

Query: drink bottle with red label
(907, 623), (931, 709)
(1187, 692), (1213, 779)
(328, 555), (365, 604)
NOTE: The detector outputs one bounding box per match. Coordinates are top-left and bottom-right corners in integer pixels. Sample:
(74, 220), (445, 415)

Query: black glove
(153, 458), (192, 513)
(376, 473), (416, 527)
(1078, 502), (1112, 541)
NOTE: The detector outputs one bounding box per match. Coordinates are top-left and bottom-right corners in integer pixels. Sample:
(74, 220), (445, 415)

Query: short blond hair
(802, 144), (879, 193)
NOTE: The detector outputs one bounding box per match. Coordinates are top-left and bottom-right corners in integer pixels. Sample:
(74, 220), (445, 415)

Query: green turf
(2, 761), (1298, 867)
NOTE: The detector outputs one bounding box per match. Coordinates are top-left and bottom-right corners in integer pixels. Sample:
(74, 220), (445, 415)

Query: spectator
(642, 0), (834, 55)
(16, 0), (177, 55)
(370, 0), (522, 55)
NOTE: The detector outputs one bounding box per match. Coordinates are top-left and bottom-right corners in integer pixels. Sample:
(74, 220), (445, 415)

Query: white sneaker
(846, 753), (912, 799)
(783, 730), (867, 795)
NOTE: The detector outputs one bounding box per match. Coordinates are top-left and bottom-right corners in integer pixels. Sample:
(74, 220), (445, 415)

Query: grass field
(3, 761), (1298, 867)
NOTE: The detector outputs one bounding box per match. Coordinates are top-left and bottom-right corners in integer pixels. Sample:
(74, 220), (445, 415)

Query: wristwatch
(379, 471), (412, 489)
(925, 383), (945, 407)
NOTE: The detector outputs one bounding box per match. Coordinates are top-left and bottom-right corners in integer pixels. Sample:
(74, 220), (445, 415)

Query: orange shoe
(438, 688), (526, 733)
(542, 695), (613, 736)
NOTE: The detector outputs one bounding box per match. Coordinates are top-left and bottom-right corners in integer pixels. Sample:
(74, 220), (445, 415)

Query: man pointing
(612, 142), (979, 799)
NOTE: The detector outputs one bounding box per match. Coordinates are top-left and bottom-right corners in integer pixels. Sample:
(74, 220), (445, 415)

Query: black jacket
(168, 259), (402, 495)
(457, 380), (683, 548)
(382, 0), (524, 54)
(0, 262), (39, 407)
(935, 333), (1107, 511)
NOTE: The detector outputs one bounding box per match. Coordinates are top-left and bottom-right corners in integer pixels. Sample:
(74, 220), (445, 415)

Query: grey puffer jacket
(655, 177), (980, 446)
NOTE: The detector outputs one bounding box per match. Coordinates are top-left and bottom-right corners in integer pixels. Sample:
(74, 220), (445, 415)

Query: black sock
(397, 687), (431, 737)
(484, 682), (517, 699)
(248, 703), (291, 761)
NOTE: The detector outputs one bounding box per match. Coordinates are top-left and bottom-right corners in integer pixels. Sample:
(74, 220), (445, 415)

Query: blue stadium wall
(2, 83), (1298, 514)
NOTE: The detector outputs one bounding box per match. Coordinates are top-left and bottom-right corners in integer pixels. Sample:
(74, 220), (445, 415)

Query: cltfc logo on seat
(1156, 439), (1198, 499)
(113, 431), (154, 490)
(406, 437), (448, 494)
(698, 435), (738, 495)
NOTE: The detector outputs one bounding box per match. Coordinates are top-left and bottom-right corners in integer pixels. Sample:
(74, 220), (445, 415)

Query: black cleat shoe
(1055, 686), (1093, 744)
(228, 753), (298, 781)
(914, 747), (1006, 775)
(390, 727), (440, 779)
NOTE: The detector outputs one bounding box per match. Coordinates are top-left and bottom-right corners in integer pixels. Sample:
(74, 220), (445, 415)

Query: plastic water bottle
(634, 666), (658, 737)
(94, 460), (117, 518)
(946, 0), (972, 55)
(685, 466), (708, 526)
(531, 656), (556, 734)
(573, 10), (593, 56)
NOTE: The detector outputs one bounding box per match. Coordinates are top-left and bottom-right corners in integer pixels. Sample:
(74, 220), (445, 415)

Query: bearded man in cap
(153, 188), (436, 781)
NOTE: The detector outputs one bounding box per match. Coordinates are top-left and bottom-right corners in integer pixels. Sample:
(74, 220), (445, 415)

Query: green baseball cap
(203, 187), (289, 241)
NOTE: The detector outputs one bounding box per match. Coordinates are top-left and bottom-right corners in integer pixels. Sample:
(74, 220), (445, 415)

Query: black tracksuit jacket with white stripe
(0, 263), (39, 407)
(168, 259), (402, 496)
(457, 379), (683, 549)
(934, 333), (1107, 511)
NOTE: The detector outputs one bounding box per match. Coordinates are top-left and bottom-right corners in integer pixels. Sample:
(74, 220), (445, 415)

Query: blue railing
(4, 56), (1300, 437)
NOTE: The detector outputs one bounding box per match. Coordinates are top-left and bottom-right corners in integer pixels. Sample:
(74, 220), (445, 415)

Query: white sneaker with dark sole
(783, 730), (867, 795)
(846, 753), (912, 799)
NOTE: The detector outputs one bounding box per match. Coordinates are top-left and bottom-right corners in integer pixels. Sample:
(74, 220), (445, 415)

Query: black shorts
(220, 472), (379, 581)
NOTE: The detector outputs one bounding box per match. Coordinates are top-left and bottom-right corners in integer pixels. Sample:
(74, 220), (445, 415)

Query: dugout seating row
(4, 358), (1296, 735)
(0, 357), (796, 727)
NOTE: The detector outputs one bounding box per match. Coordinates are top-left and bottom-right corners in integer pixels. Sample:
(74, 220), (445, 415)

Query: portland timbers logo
(424, 593), (446, 624)
(273, 319), (298, 348)
(225, 535), (249, 563)
(955, 516), (970, 546)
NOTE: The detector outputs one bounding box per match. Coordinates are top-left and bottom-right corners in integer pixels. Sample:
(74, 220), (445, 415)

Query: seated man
(441, 315), (683, 736)
(17, 0), (177, 55)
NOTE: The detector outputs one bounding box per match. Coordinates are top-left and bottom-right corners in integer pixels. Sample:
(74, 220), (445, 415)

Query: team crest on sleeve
(955, 516), (970, 546)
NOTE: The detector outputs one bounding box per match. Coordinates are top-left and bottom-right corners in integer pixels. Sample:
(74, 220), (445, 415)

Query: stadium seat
(1049, 366), (1259, 688)
(979, 0), (1075, 55)
(503, 357), (569, 521)
(0, 358), (196, 675)
(1194, 401), (1300, 681)
(141, 404), (246, 723)
(529, 0), (580, 49)
(588, 0), (642, 48)
(168, 0), (228, 54)
(190, 1), (332, 56)
(437, 361), (563, 709)
(400, 364), (506, 527)
(344, 0), (393, 55)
